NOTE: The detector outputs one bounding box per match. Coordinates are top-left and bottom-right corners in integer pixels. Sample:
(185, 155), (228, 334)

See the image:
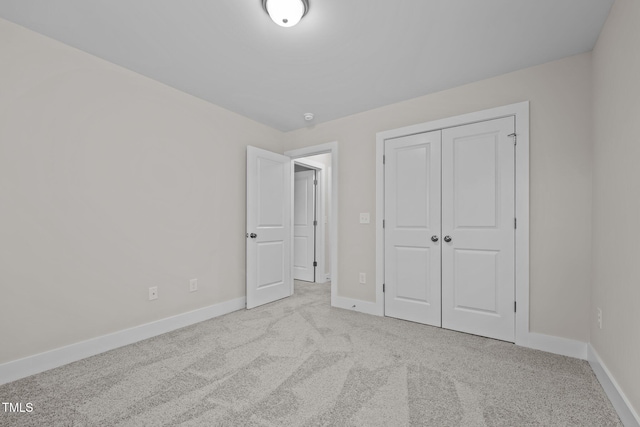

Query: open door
(293, 168), (316, 282)
(246, 146), (292, 309)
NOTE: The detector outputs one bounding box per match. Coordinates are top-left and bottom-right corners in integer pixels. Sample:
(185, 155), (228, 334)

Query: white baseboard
(332, 295), (383, 316)
(588, 344), (640, 427)
(519, 332), (588, 359)
(0, 297), (246, 386)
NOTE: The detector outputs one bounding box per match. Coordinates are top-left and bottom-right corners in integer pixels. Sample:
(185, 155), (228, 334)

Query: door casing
(375, 102), (530, 347)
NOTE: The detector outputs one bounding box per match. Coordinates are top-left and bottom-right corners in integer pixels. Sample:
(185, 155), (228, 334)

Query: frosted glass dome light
(262, 0), (309, 28)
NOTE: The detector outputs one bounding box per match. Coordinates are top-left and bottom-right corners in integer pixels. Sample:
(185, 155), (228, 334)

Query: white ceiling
(0, 0), (614, 131)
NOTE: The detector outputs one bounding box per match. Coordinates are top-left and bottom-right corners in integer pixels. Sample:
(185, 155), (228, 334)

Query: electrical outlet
(190, 278), (198, 292)
(359, 213), (370, 224)
(359, 272), (366, 284)
(597, 307), (602, 329)
(149, 286), (158, 301)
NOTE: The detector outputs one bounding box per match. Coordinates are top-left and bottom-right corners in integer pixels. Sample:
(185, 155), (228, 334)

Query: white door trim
(294, 159), (326, 284)
(285, 142), (338, 306)
(375, 101), (530, 346)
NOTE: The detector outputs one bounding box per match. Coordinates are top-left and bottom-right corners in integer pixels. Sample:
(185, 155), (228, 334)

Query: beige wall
(0, 19), (283, 364)
(591, 0), (640, 415)
(283, 52), (594, 342)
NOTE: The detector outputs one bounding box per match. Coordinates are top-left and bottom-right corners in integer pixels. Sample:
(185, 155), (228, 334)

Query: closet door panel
(384, 131), (441, 326)
(441, 117), (516, 342)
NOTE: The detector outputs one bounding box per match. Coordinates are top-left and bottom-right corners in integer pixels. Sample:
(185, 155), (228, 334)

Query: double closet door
(384, 117), (516, 342)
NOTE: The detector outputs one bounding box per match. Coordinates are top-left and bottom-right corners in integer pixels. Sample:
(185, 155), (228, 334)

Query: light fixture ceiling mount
(262, 0), (309, 28)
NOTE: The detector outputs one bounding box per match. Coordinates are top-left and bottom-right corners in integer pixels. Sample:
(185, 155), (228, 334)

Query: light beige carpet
(0, 281), (621, 426)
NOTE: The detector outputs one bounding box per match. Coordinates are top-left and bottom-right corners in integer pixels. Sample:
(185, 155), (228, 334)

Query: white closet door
(384, 131), (442, 326)
(293, 169), (316, 282)
(441, 117), (515, 342)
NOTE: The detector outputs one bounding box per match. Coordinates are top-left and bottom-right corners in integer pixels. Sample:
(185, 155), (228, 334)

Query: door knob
(444, 235), (452, 243)
(431, 235), (439, 242)
(250, 233), (257, 239)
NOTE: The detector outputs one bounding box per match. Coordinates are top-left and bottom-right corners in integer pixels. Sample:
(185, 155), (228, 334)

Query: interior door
(293, 169), (316, 282)
(441, 117), (515, 342)
(384, 131), (442, 326)
(246, 146), (292, 309)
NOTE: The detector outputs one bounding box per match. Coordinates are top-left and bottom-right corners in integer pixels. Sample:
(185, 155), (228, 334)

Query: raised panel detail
(453, 249), (498, 314)
(258, 158), (284, 227)
(454, 133), (498, 228)
(394, 246), (430, 304)
(257, 241), (284, 289)
(396, 145), (430, 228)
(294, 177), (309, 226)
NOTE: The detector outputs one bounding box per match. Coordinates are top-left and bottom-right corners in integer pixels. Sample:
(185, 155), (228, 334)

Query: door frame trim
(285, 142), (338, 306)
(375, 101), (530, 346)
(294, 159), (327, 284)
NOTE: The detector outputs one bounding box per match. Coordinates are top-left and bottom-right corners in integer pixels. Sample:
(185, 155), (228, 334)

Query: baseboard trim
(588, 344), (640, 427)
(0, 297), (246, 386)
(519, 332), (587, 359)
(332, 295), (383, 316)
(330, 298), (589, 361)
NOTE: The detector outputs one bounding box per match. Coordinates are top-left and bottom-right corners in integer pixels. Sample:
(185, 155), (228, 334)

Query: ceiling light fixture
(262, 0), (309, 28)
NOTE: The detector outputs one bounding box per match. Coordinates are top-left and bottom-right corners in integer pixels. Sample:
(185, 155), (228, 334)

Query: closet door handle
(431, 235), (439, 242)
(444, 235), (452, 243)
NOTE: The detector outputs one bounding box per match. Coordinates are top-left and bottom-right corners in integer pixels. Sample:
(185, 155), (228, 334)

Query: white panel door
(441, 117), (515, 342)
(246, 146), (292, 309)
(294, 169), (316, 282)
(384, 131), (442, 326)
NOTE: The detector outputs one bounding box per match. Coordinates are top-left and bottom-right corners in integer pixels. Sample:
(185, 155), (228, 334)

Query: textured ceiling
(0, 0), (614, 131)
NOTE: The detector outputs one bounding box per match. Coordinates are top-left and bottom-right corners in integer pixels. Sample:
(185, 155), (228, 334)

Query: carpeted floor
(0, 281), (621, 426)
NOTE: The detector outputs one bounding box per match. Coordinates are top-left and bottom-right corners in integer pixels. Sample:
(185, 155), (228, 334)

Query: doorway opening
(293, 156), (330, 284)
(285, 143), (338, 304)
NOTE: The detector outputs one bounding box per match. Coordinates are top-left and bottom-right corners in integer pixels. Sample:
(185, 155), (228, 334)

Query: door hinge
(313, 261), (317, 267)
(383, 219), (385, 228)
(314, 179), (318, 186)
(514, 218), (517, 229)
(514, 301), (517, 312)
(508, 133), (517, 145)
(314, 220), (318, 226)
(383, 155), (386, 165)
(383, 283), (385, 293)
